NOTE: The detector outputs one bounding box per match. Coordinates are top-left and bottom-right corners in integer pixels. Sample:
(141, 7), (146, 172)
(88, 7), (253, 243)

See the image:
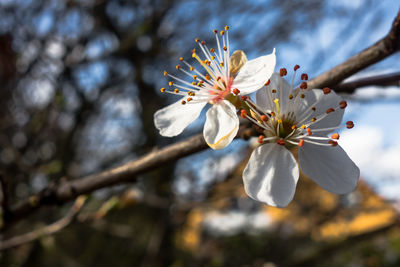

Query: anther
(298, 139), (305, 147)
(160, 88), (165, 93)
(211, 56), (215, 60)
(169, 81), (174, 86)
(201, 41), (206, 45)
(258, 135), (265, 144)
(210, 48), (215, 53)
(220, 62), (224, 67)
(176, 65), (180, 70)
(294, 65), (300, 71)
(163, 71), (168, 76)
(241, 96), (248, 101)
(300, 82), (308, 89)
(190, 66), (194, 71)
(233, 88), (240, 95)
(181, 100), (186, 105)
(277, 119), (283, 124)
(323, 87), (331, 95)
(224, 25), (229, 31)
(195, 38), (200, 43)
(291, 125), (297, 130)
(277, 139), (285, 146)
(326, 108), (335, 114)
(307, 128), (312, 136)
(260, 115), (268, 121)
(331, 133), (340, 139)
(187, 97), (193, 102)
(340, 101), (347, 109)
(220, 30), (225, 36)
(205, 74), (211, 80)
(192, 82), (196, 85)
(223, 46), (227, 51)
(179, 57), (183, 61)
(288, 94), (294, 99)
(192, 75), (197, 80)
(265, 79), (271, 86)
(346, 121), (354, 129)
(213, 29), (218, 34)
(271, 112), (276, 117)
(174, 89), (180, 93)
(301, 125), (306, 129)
(301, 73), (308, 80)
(328, 140), (338, 146)
(272, 89), (277, 93)
(280, 68), (287, 77)
(311, 117), (316, 122)
(312, 106), (316, 111)
(240, 110), (247, 119)
(300, 94), (305, 98)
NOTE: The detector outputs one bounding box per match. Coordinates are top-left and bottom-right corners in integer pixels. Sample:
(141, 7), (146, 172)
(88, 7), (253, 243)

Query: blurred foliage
(0, 0), (399, 266)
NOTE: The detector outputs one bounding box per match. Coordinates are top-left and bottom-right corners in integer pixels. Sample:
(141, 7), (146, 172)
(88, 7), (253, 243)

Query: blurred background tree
(0, 0), (399, 266)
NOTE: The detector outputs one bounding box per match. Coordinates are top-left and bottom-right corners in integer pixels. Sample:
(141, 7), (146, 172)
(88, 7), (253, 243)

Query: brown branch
(307, 9), (400, 89)
(3, 10), (400, 229)
(0, 196), (87, 250)
(0, 174), (10, 220)
(334, 71), (400, 93)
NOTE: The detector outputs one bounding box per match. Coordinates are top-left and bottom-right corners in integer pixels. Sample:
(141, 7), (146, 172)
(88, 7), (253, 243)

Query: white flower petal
(243, 143), (299, 207)
(256, 72), (291, 111)
(233, 49), (276, 95)
(154, 98), (207, 137)
(298, 89), (344, 135)
(299, 142), (360, 194)
(203, 100), (239, 150)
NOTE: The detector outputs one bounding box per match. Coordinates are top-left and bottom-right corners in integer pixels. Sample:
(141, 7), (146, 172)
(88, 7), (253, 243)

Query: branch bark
(0, 196), (87, 250)
(334, 71), (400, 93)
(3, 9), (400, 229)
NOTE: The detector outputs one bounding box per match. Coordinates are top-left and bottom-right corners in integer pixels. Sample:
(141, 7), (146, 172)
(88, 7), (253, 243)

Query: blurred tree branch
(0, 195), (87, 251)
(2, 9), (400, 233)
(334, 71), (400, 93)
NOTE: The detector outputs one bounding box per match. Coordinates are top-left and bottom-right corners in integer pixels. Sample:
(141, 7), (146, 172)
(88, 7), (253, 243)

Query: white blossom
(242, 68), (360, 207)
(154, 26), (276, 149)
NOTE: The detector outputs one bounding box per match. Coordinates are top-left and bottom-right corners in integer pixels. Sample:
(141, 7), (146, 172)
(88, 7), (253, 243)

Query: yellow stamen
(273, 98), (280, 114)
(192, 52), (217, 80)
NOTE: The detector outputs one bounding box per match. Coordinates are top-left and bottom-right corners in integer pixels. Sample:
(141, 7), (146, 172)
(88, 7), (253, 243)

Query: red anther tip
(265, 79), (271, 86)
(240, 110), (247, 119)
(280, 68), (287, 77)
(346, 121), (354, 129)
(291, 125), (297, 130)
(328, 140), (338, 146)
(232, 88), (240, 95)
(326, 108), (335, 114)
(240, 96), (248, 101)
(300, 82), (308, 89)
(201, 41), (205, 45)
(340, 100), (347, 109)
(294, 65), (300, 71)
(258, 135), (265, 144)
(213, 29), (218, 34)
(323, 87), (331, 95)
(331, 133), (340, 139)
(277, 139), (285, 146)
(298, 139), (305, 147)
(260, 115), (268, 122)
(307, 128), (312, 136)
(301, 73), (308, 80)
(181, 100), (186, 105)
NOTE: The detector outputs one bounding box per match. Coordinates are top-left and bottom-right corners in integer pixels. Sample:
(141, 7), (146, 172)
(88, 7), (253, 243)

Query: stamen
(300, 82), (307, 89)
(323, 87), (331, 94)
(346, 121), (354, 129)
(240, 110), (247, 118)
(340, 101), (347, 109)
(331, 133), (340, 139)
(301, 73), (308, 80)
(279, 68), (287, 77)
(258, 135), (265, 144)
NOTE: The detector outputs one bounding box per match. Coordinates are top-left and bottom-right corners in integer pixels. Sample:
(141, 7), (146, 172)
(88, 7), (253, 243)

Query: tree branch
(307, 9), (400, 89)
(3, 10), (400, 229)
(334, 71), (400, 93)
(0, 196), (87, 250)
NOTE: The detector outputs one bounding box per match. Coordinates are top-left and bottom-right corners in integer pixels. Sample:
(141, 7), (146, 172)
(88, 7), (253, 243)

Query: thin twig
(0, 195), (87, 250)
(334, 72), (400, 93)
(3, 10), (400, 229)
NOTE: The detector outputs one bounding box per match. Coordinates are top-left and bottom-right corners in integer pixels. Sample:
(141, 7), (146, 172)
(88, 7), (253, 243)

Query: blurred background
(0, 0), (399, 266)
